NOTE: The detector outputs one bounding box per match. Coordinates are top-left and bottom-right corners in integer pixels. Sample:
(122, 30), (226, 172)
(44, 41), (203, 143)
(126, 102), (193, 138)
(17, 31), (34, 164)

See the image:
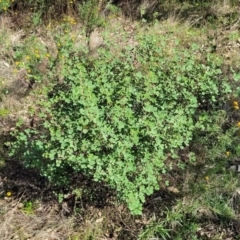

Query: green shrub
(10, 32), (233, 215)
(79, 0), (105, 37)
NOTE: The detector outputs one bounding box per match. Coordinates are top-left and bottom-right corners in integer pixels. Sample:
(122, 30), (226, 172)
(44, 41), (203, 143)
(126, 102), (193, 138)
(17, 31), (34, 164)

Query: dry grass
(0, 162), (239, 239)
(0, 198), (77, 240)
(0, 16), (32, 134)
(210, 0), (239, 16)
(0, 197), (145, 240)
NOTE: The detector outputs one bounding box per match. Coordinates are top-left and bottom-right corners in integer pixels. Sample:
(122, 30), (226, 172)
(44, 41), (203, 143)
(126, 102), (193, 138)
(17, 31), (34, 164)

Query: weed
(31, 11), (42, 26)
(138, 220), (170, 240)
(0, 0), (11, 12)
(0, 108), (9, 117)
(22, 201), (34, 215)
(105, 2), (120, 16)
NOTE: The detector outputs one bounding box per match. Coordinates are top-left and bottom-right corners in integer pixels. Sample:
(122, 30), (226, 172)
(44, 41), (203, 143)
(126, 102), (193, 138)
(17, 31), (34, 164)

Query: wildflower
(205, 176), (209, 181)
(26, 55), (30, 60)
(6, 191), (12, 197)
(226, 151), (230, 156)
(237, 122), (240, 127)
(233, 101), (239, 110)
(15, 61), (20, 66)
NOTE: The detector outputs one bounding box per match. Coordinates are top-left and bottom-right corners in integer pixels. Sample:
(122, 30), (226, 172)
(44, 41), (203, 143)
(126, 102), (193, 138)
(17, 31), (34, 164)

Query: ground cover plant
(0, 0), (240, 239)
(9, 27), (238, 216)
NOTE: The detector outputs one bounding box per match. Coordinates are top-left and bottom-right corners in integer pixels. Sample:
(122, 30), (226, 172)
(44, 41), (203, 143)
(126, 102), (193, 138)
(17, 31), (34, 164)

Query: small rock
(5, 197), (12, 203)
(153, 196), (162, 201)
(96, 217), (104, 223)
(167, 186), (180, 194)
(89, 29), (104, 52)
(18, 202), (24, 209)
(229, 165), (237, 171)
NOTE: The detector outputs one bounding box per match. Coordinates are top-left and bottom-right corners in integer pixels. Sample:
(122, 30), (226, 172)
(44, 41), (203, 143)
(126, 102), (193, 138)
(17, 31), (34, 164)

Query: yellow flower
(233, 101), (238, 106)
(237, 122), (240, 127)
(6, 191), (12, 197)
(26, 55), (30, 60)
(234, 105), (239, 110)
(15, 61), (20, 66)
(226, 151), (230, 156)
(205, 176), (209, 181)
